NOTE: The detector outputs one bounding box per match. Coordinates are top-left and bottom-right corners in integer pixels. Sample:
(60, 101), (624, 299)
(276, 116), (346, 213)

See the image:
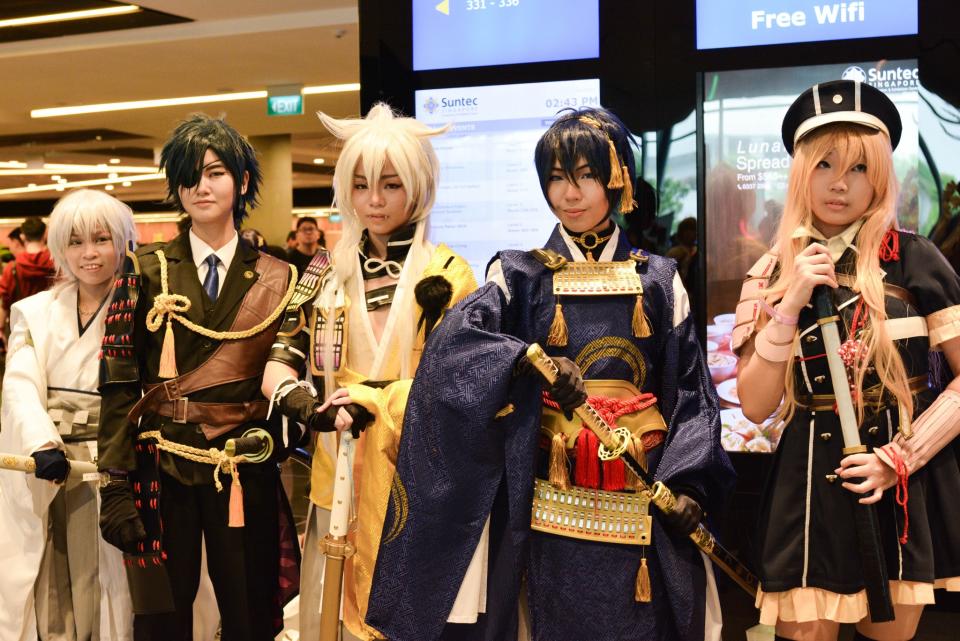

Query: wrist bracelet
(760, 298), (799, 326)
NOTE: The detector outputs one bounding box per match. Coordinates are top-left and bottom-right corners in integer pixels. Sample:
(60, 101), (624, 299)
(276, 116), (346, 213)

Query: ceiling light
(104, 184), (115, 191)
(27, 183), (36, 188)
(0, 5), (140, 30)
(313, 158), (325, 164)
(1, 161), (25, 168)
(109, 158), (121, 164)
(50, 175), (61, 181)
(30, 83), (361, 118)
(108, 173), (118, 179)
(0, 172), (163, 196)
(122, 181), (132, 187)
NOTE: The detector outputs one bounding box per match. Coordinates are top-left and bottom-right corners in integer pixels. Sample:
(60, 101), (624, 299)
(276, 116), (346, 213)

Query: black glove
(277, 386), (332, 432)
(31, 449), (68, 483)
(99, 480), (146, 553)
(660, 492), (703, 537)
(342, 403), (373, 439)
(548, 356), (587, 420)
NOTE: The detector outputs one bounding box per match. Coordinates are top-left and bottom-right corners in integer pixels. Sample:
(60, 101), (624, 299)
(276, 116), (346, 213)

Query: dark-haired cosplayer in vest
(366, 107), (735, 641)
(97, 114), (299, 641)
(735, 80), (960, 641)
(262, 104), (476, 641)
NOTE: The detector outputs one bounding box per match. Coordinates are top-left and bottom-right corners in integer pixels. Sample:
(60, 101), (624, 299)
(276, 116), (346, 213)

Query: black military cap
(781, 79), (902, 156)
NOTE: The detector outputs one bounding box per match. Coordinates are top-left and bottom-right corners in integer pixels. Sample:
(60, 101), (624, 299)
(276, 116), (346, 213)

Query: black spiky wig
(534, 107), (638, 215)
(160, 114), (262, 227)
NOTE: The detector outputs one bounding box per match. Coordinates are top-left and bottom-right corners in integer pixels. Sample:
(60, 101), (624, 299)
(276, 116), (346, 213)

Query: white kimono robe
(0, 283), (132, 641)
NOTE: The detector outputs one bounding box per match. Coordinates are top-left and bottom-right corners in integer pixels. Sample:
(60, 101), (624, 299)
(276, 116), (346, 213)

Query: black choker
(360, 224), (416, 280)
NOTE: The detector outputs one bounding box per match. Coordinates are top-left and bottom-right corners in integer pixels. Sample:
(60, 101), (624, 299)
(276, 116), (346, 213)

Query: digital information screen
(701, 59), (919, 453)
(696, 1), (917, 50)
(413, 0), (599, 71)
(415, 78), (601, 281)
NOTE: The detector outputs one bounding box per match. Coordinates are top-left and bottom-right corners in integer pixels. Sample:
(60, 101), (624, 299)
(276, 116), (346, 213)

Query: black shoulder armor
(99, 245), (141, 386)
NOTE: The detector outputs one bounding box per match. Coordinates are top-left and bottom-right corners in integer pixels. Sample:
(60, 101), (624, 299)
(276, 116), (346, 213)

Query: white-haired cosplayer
(0, 189), (136, 641)
(262, 103), (476, 640)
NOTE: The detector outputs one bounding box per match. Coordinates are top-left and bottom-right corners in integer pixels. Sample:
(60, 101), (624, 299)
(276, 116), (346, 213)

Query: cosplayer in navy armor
(366, 107), (735, 641)
(96, 115), (299, 641)
(261, 104), (476, 641)
(734, 80), (960, 641)
(0, 190), (136, 641)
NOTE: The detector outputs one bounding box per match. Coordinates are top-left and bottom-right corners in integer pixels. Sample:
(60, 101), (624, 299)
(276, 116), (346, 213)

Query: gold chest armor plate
(552, 261), (643, 296)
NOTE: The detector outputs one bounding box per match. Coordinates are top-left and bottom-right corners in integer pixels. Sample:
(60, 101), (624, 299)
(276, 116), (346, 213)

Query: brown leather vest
(129, 253), (289, 439)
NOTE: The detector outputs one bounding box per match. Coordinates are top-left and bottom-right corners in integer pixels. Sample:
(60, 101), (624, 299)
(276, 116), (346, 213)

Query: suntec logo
(841, 66), (867, 83)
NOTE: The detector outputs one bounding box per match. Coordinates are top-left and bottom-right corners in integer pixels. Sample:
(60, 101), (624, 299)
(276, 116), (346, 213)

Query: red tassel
(602, 458), (626, 491)
(574, 429), (601, 489)
(879, 230), (900, 262)
(228, 474), (245, 528)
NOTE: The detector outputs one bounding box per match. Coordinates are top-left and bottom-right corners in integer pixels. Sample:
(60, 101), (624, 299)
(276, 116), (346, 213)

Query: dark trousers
(134, 466), (281, 641)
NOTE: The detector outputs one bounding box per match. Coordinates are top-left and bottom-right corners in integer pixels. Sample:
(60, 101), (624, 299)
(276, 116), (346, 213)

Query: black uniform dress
(754, 231), (960, 624)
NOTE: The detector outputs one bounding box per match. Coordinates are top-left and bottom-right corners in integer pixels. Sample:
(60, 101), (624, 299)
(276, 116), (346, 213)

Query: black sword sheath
(812, 286), (895, 622)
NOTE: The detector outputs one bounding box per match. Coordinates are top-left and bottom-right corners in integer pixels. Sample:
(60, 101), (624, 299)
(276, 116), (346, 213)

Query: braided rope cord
(144, 249), (297, 340)
(138, 430), (242, 492)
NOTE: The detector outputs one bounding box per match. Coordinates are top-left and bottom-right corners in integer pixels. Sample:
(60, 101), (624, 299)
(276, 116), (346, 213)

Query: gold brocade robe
(308, 243), (476, 640)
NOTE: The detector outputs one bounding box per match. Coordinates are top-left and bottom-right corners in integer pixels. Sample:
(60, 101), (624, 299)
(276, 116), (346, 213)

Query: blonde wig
(316, 103), (450, 385)
(47, 189), (137, 283)
(764, 123), (913, 424)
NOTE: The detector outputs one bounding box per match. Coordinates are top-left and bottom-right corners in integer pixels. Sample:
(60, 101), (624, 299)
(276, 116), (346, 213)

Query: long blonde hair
(316, 103), (449, 386)
(766, 123), (913, 424)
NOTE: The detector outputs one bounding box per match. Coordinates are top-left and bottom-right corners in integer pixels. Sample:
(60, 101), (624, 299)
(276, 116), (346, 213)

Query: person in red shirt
(0, 216), (55, 348)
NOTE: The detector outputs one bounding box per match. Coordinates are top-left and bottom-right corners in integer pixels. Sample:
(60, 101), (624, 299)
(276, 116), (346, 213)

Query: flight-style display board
(416, 78), (601, 280)
(413, 0), (599, 71)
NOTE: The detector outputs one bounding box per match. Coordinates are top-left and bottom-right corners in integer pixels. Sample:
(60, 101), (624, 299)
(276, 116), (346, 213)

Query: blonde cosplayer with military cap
(734, 79), (960, 641)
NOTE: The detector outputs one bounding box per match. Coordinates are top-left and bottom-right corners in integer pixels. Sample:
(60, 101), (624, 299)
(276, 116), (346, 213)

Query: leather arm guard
(875, 389), (960, 474)
(99, 246), (141, 385)
(268, 308), (311, 373)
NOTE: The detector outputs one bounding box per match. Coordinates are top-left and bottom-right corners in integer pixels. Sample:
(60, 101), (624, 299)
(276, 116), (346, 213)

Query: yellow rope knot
(138, 430), (241, 492)
(145, 292), (192, 332)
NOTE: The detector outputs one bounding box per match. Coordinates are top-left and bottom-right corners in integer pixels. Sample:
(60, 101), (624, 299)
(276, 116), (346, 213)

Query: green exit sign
(267, 95), (303, 116)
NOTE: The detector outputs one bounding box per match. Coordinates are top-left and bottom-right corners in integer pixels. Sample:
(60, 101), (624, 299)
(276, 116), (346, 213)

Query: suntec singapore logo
(423, 96), (439, 115)
(841, 66), (868, 83)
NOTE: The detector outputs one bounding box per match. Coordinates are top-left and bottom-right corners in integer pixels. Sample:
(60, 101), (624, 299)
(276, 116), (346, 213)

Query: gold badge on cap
(244, 270), (255, 279)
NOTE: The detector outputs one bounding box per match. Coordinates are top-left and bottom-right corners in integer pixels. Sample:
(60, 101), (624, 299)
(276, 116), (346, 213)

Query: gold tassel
(548, 432), (571, 490)
(625, 435), (647, 491)
(547, 300), (568, 347)
(619, 165), (635, 213)
(158, 320), (179, 378)
(636, 557), (652, 602)
(632, 294), (652, 338)
(228, 473), (245, 528)
(607, 141), (624, 188)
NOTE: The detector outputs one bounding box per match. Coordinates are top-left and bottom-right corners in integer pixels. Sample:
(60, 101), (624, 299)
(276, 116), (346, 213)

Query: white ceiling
(0, 0), (360, 202)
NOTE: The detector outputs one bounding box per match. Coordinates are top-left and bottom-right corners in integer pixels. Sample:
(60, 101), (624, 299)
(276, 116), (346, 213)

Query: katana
(526, 343), (759, 598)
(0, 452), (105, 484)
(812, 286), (894, 622)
